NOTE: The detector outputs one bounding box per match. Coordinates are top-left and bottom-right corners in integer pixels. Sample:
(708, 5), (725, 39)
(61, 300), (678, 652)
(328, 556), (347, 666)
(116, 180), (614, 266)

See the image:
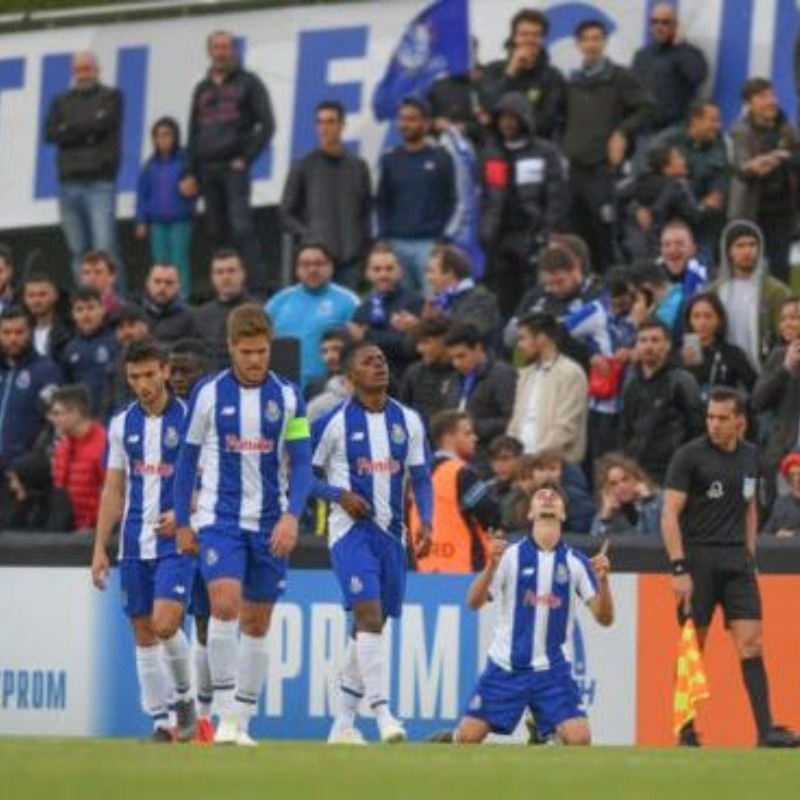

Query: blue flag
(372, 0), (470, 121)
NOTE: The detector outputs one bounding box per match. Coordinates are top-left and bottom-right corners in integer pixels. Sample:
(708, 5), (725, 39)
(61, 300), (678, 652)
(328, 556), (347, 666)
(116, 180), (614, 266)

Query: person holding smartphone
(681, 292), (758, 401)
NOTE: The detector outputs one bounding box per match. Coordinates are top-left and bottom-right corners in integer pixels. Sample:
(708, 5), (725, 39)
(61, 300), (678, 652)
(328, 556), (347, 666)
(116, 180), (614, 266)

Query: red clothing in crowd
(51, 421), (107, 530)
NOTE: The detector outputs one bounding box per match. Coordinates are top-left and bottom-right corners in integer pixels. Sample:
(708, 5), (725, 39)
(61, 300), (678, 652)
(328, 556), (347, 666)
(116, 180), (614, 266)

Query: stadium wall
(0, 0), (796, 231)
(2, 567), (800, 745)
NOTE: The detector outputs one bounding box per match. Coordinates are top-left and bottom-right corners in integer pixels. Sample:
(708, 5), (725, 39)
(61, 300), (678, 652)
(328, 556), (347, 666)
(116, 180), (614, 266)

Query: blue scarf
(433, 278), (474, 313)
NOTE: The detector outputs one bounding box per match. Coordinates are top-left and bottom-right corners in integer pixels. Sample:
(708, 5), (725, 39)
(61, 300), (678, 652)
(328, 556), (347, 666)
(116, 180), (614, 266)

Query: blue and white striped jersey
(487, 537), (598, 672)
(106, 396), (187, 560)
(311, 397), (428, 546)
(182, 370), (309, 532)
(562, 300), (612, 357)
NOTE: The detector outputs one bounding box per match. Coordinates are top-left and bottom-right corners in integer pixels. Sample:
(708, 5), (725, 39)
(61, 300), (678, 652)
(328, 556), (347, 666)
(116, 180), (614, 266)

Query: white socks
(356, 631), (392, 727)
(194, 643), (213, 718)
(136, 645), (170, 729)
(207, 617), (238, 718)
(235, 632), (268, 720)
(161, 629), (192, 701)
(335, 637), (364, 729)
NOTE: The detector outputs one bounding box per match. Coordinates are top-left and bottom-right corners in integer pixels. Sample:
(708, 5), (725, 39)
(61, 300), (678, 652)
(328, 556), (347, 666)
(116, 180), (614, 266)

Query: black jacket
(619, 363), (704, 482)
(427, 73), (486, 144)
(631, 41), (708, 131)
(480, 50), (567, 140)
(186, 66), (275, 172)
(447, 285), (502, 342)
(193, 293), (255, 369)
(750, 347), (800, 470)
(45, 84), (122, 182)
(280, 149), (372, 265)
(399, 360), (456, 429)
(479, 93), (567, 248)
(352, 286), (423, 378)
(443, 357), (518, 463)
(563, 60), (655, 167)
(685, 340), (758, 396)
(141, 296), (198, 346)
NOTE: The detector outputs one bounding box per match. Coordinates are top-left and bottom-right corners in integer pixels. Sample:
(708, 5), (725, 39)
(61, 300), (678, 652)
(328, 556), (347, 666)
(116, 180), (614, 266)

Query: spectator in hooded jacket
(49, 384), (106, 531)
(480, 9), (566, 141)
(0, 307), (63, 473)
(140, 263), (198, 346)
(728, 78), (800, 284)
(630, 4), (708, 134)
(44, 51), (124, 283)
(135, 117), (197, 297)
(709, 220), (790, 371)
(349, 243), (422, 379)
(181, 31), (275, 293)
(280, 101), (372, 289)
(479, 91), (567, 316)
(22, 271), (72, 364)
(62, 286), (117, 416)
(563, 20), (655, 272)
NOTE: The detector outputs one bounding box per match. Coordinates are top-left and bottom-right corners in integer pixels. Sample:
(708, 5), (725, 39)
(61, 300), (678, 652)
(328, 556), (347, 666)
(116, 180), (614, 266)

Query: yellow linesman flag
(673, 619), (710, 734)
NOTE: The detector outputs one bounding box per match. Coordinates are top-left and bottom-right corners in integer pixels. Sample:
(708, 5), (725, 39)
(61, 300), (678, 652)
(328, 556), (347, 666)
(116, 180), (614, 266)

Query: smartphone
(684, 333), (702, 363)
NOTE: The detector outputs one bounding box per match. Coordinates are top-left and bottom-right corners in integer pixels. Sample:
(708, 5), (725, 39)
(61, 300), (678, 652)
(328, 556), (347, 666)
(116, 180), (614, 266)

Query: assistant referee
(662, 387), (800, 748)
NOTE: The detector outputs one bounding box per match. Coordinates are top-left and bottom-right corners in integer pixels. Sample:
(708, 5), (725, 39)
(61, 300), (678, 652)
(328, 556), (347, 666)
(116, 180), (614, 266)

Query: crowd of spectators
(4, 7), (800, 572)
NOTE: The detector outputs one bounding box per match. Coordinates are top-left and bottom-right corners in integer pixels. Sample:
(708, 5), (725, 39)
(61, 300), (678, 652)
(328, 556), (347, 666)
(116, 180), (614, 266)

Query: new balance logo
(522, 567), (535, 577)
(173, 585), (186, 595)
(350, 432), (365, 441)
(221, 406), (236, 416)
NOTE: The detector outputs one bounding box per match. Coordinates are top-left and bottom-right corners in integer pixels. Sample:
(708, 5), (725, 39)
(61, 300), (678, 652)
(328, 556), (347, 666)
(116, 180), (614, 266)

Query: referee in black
(662, 387), (800, 748)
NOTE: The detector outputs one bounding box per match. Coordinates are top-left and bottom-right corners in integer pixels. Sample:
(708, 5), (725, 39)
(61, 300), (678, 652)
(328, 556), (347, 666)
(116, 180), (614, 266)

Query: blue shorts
(198, 524), (287, 604)
(464, 660), (585, 736)
(188, 566), (210, 619)
(330, 522), (407, 618)
(120, 553), (196, 619)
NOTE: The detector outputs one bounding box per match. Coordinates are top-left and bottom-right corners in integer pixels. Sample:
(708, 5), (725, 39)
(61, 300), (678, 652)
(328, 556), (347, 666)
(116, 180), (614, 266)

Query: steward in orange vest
(409, 411), (501, 573)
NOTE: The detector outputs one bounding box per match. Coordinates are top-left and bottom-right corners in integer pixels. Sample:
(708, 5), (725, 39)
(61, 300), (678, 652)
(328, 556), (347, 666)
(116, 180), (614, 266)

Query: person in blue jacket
(266, 243), (359, 388)
(135, 117), (197, 296)
(0, 307), (63, 472)
(62, 286), (117, 416)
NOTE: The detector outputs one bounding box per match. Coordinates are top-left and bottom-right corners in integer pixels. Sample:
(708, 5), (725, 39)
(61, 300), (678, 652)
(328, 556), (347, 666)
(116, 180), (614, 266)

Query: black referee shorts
(681, 545), (762, 628)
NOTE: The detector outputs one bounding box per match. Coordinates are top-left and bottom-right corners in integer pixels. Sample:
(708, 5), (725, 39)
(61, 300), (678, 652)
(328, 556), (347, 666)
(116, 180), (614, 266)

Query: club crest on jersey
(164, 426), (180, 448)
(390, 423), (406, 445)
(555, 564), (569, 585)
(349, 575), (363, 595)
(96, 345), (110, 364)
(206, 548), (219, 567)
(707, 481), (724, 500)
(15, 370), (30, 390)
(265, 400), (281, 422)
(743, 477), (757, 501)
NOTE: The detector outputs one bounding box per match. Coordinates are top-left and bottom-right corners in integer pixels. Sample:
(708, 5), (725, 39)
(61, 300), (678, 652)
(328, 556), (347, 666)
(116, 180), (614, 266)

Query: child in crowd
(135, 117), (197, 297)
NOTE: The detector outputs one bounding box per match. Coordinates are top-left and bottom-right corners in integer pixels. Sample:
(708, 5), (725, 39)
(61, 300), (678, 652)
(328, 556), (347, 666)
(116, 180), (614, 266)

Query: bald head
(72, 51), (99, 89)
(650, 3), (678, 43)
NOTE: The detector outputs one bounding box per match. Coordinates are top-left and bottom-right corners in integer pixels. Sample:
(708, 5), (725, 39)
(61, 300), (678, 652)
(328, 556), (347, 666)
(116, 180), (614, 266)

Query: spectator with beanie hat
(763, 453), (800, 537)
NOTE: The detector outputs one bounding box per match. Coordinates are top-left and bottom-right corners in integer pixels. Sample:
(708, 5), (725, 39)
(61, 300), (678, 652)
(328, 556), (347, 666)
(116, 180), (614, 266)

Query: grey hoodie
(709, 219), (790, 370)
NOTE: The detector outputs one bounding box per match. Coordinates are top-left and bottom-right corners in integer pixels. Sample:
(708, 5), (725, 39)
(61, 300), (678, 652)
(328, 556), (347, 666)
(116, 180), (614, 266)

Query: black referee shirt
(664, 436), (759, 546)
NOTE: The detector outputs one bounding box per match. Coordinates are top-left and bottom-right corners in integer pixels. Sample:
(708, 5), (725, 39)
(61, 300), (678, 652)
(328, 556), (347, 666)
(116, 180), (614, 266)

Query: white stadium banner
(0, 0), (796, 229)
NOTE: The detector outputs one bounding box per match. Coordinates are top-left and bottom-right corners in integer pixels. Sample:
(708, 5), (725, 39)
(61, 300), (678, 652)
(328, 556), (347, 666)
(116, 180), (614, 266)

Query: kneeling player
(91, 341), (197, 742)
(455, 483), (613, 745)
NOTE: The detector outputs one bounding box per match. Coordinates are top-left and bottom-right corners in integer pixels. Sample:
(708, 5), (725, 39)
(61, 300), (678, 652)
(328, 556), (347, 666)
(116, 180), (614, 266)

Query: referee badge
(265, 400), (281, 422)
(743, 477), (757, 501)
(390, 423), (406, 445)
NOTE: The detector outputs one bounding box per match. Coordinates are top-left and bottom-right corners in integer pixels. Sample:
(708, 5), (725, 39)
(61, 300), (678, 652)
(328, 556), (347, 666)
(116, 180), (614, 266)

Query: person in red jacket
(50, 384), (107, 530)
